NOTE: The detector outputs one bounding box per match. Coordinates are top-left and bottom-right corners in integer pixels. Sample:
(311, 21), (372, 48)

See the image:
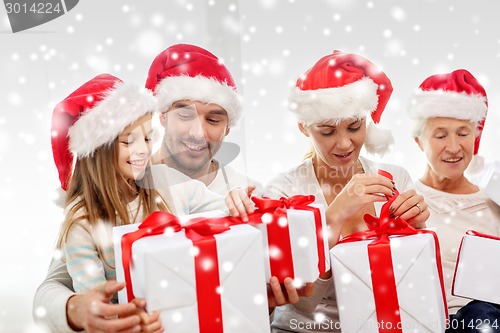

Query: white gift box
(452, 232), (500, 305)
(113, 211), (270, 333)
(484, 171), (500, 206)
(251, 202), (330, 283)
(330, 233), (447, 333)
(468, 160), (500, 206)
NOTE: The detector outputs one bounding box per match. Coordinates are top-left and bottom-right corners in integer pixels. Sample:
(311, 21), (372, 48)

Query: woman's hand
(388, 189), (428, 229)
(328, 173), (395, 223)
(225, 185), (256, 222)
(325, 173), (396, 245)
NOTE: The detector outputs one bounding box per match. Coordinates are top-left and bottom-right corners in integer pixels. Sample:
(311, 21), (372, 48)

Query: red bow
(337, 170), (447, 332)
(120, 211), (232, 333)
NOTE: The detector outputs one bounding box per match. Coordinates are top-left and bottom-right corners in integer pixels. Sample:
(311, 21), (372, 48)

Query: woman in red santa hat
(409, 69), (500, 332)
(34, 73), (236, 333)
(265, 50), (430, 332)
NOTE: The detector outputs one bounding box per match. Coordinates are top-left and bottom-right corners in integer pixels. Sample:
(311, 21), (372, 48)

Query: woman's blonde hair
(56, 138), (170, 251)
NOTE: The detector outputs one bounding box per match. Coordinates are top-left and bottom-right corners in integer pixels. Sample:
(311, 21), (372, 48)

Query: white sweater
(415, 180), (500, 315)
(33, 165), (227, 333)
(208, 162), (264, 196)
(266, 156), (414, 333)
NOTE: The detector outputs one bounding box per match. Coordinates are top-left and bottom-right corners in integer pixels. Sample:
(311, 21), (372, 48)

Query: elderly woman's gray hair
(411, 116), (479, 139)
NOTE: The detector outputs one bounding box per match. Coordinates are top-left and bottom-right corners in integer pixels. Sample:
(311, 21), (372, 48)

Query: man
(145, 43), (262, 196)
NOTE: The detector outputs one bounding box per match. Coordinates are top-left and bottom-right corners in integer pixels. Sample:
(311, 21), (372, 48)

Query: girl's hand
(129, 299), (164, 333)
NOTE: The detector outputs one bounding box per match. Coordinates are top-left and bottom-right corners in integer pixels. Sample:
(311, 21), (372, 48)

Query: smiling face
(415, 117), (476, 182)
(116, 113), (153, 182)
(301, 118), (366, 171)
(160, 99), (230, 176)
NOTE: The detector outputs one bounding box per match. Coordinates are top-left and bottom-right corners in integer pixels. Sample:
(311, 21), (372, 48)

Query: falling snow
(3, 1), (500, 331)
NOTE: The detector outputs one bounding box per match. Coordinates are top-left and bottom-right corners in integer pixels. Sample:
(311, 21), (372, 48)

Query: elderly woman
(409, 69), (500, 333)
(262, 50), (429, 333)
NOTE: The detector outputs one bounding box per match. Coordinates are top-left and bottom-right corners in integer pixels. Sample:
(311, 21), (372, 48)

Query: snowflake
(260, 0), (277, 9)
(189, 245), (200, 256)
(314, 312), (326, 323)
(34, 307), (46, 318)
(391, 7), (407, 22)
(159, 279), (168, 288)
(8, 92), (22, 106)
(269, 245), (283, 259)
(253, 293), (265, 305)
(298, 236), (309, 247)
(340, 273), (351, 284)
(171, 312), (183, 323)
(222, 261), (234, 272)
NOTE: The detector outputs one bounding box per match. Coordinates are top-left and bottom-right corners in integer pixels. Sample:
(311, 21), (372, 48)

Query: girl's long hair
(56, 138), (170, 250)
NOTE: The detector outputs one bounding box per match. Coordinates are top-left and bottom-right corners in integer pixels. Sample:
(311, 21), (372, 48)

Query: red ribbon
(248, 195), (327, 281)
(466, 229), (500, 241)
(120, 211), (231, 333)
(337, 170), (448, 332)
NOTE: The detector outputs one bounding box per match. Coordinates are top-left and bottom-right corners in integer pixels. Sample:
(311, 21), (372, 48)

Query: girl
(265, 51), (429, 332)
(51, 73), (228, 333)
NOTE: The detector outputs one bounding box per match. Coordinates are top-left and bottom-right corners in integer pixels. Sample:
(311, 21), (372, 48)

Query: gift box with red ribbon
(248, 195), (330, 283)
(330, 170), (448, 333)
(113, 211), (270, 333)
(452, 230), (500, 305)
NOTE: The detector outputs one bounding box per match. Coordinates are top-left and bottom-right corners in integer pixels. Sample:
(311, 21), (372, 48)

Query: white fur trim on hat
(288, 77), (379, 125)
(154, 75), (242, 127)
(409, 89), (487, 123)
(69, 82), (157, 157)
(364, 121), (394, 155)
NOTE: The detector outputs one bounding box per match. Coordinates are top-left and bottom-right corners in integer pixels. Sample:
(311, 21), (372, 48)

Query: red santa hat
(51, 73), (156, 190)
(409, 69), (488, 155)
(145, 43), (242, 127)
(288, 50), (394, 155)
